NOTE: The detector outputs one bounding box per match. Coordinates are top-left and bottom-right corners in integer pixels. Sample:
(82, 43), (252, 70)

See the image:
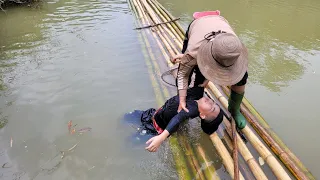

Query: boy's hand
(145, 130), (169, 152)
(145, 135), (165, 152)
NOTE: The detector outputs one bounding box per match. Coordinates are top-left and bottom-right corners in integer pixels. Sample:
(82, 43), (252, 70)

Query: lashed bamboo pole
(147, 0), (183, 44)
(223, 119), (268, 180)
(128, 1), (193, 178)
(219, 128), (255, 180)
(231, 115), (239, 180)
(134, 0), (176, 57)
(210, 133), (245, 180)
(151, 0), (185, 34)
(196, 145), (220, 180)
(180, 134), (206, 180)
(134, 17), (180, 30)
(222, 87), (315, 180)
(149, 0), (185, 40)
(206, 100), (268, 179)
(208, 83), (291, 180)
(139, 0), (181, 54)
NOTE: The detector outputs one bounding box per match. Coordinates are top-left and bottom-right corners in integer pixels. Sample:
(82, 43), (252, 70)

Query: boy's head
(196, 96), (224, 135)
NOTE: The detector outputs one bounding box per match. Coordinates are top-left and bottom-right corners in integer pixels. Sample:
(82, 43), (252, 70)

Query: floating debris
(2, 162), (11, 168)
(68, 121), (72, 133)
(78, 127), (92, 133)
(68, 142), (79, 152)
(258, 157), (265, 166)
(61, 151), (65, 159)
(71, 128), (76, 135)
(10, 137), (12, 147)
(88, 166), (95, 171)
(140, 130), (146, 135)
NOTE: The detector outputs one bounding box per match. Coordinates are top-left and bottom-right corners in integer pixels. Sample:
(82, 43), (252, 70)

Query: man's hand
(198, 79), (209, 88)
(178, 100), (189, 113)
(170, 53), (184, 64)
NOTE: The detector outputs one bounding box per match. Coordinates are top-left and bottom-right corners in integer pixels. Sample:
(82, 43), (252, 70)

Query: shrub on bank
(0, 0), (41, 10)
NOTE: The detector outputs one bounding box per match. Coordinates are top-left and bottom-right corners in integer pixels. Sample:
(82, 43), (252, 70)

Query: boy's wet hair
(201, 109), (224, 135)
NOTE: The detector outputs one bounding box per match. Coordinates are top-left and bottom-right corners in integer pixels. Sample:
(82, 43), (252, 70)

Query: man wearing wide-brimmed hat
(171, 11), (248, 129)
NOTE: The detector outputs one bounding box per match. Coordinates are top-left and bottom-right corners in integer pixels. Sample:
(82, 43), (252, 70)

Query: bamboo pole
(210, 132), (245, 180)
(205, 97), (268, 180)
(134, 0), (174, 56)
(222, 87), (315, 180)
(147, 0), (183, 43)
(134, 18), (180, 30)
(149, 0), (185, 40)
(231, 115), (239, 180)
(143, 0), (183, 51)
(151, 0), (185, 34)
(139, 0), (181, 54)
(180, 134), (206, 180)
(219, 128), (255, 180)
(196, 145), (220, 180)
(208, 83), (291, 180)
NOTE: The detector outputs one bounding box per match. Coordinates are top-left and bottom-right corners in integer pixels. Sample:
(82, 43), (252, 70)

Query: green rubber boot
(228, 90), (247, 129)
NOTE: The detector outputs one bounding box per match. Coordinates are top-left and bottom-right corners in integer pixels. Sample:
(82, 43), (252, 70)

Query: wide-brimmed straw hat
(197, 32), (248, 86)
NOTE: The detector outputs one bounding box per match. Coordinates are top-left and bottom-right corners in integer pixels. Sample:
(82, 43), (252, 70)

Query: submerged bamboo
(129, 0), (193, 178)
(180, 134), (206, 180)
(196, 145), (220, 180)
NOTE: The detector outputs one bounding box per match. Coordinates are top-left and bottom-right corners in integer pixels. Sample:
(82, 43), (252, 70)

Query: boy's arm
(145, 108), (198, 152)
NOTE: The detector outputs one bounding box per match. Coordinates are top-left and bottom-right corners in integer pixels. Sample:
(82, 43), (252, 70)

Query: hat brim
(197, 41), (248, 86)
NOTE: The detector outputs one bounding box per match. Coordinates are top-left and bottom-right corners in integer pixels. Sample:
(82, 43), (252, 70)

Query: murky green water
(0, 0), (319, 179)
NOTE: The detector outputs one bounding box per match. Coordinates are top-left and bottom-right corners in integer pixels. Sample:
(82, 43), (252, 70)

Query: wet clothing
(177, 15), (248, 98)
(153, 86), (204, 134)
(137, 87), (204, 136)
(136, 86), (224, 136)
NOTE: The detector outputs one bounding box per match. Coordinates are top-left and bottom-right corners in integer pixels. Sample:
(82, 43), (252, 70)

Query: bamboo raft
(127, 0), (315, 179)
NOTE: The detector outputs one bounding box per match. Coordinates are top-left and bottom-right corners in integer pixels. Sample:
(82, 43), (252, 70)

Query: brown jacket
(177, 15), (236, 97)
